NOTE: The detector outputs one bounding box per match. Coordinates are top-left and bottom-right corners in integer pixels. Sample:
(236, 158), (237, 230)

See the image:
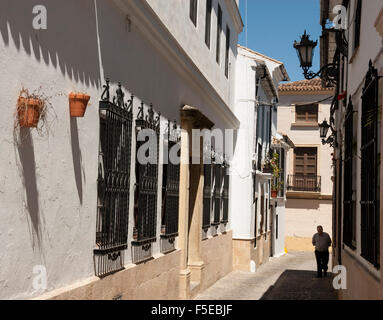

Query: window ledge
(286, 192), (332, 200)
(291, 122), (319, 129)
(343, 245), (381, 282)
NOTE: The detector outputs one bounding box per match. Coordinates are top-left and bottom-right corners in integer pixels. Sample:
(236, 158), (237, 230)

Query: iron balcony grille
(221, 165), (229, 224)
(287, 175), (321, 193)
(202, 163), (213, 230)
(360, 61), (380, 268)
(212, 162), (223, 226)
(133, 103), (160, 245)
(94, 80), (133, 277)
(161, 122), (181, 238)
(343, 99), (356, 249)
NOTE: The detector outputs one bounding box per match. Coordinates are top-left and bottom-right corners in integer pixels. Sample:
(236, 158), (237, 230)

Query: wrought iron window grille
(221, 159), (230, 224)
(161, 120), (181, 240)
(94, 79), (133, 277)
(202, 147), (214, 232)
(133, 102), (161, 247)
(343, 98), (356, 250)
(360, 60), (381, 268)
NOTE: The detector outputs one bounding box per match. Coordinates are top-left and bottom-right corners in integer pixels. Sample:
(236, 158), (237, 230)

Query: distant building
(231, 45), (291, 271)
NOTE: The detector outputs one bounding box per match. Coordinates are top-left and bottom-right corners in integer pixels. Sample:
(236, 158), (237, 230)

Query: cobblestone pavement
(195, 251), (337, 300)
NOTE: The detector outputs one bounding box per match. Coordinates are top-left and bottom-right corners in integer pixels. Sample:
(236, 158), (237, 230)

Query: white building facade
(231, 45), (291, 271)
(320, 0), (383, 299)
(0, 0), (243, 300)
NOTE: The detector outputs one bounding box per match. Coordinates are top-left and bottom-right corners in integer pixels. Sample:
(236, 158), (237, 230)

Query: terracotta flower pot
(271, 190), (278, 198)
(17, 97), (43, 128)
(69, 92), (90, 117)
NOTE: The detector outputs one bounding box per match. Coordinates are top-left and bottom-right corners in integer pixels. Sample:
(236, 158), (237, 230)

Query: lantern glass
(294, 31), (317, 70)
(319, 120), (330, 138)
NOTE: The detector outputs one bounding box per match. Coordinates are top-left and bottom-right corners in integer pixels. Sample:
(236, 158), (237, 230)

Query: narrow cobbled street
(195, 252), (337, 300)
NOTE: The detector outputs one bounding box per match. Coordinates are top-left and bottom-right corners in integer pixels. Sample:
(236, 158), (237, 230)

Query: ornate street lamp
(319, 119), (330, 139)
(293, 31), (339, 86)
(319, 119), (336, 147)
(293, 30), (317, 76)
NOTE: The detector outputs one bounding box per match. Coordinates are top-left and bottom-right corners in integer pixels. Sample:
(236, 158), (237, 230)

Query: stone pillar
(188, 137), (205, 284)
(178, 117), (192, 299)
(178, 105), (214, 299)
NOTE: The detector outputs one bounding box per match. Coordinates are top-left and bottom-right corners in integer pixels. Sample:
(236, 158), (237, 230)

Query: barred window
(212, 162), (222, 226)
(94, 81), (133, 277)
(202, 163), (213, 230)
(221, 164), (229, 223)
(133, 104), (160, 245)
(343, 99), (356, 249)
(360, 61), (380, 268)
(161, 122), (181, 238)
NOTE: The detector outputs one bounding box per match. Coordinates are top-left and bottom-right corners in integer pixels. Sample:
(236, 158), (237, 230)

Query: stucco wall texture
(0, 0), (240, 299)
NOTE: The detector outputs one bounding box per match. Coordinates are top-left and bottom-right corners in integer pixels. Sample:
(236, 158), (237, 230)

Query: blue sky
(238, 0), (322, 82)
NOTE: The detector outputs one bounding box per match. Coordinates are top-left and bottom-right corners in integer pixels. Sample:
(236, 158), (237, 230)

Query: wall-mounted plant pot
(17, 97), (43, 128)
(69, 92), (90, 117)
(271, 190), (278, 198)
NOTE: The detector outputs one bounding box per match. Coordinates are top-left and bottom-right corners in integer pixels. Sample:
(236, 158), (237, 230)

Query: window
(221, 164), (229, 223)
(202, 163), (213, 231)
(354, 0), (362, 51)
(254, 198), (258, 247)
(161, 125), (181, 238)
(212, 162), (222, 226)
(276, 214), (279, 240)
(190, 0), (198, 26)
(343, 99), (356, 249)
(205, 0), (212, 48)
(225, 26), (231, 78)
(289, 147), (321, 193)
(133, 105), (160, 246)
(279, 149), (285, 197)
(360, 61), (380, 268)
(94, 82), (133, 277)
(294, 147), (317, 176)
(260, 193), (265, 234)
(216, 5), (222, 64)
(295, 104), (318, 123)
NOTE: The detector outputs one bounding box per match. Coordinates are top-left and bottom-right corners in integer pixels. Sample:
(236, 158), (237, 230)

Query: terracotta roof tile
(278, 78), (334, 93)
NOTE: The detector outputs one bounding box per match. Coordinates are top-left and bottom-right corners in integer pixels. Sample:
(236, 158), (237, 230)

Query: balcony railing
(287, 175), (321, 193)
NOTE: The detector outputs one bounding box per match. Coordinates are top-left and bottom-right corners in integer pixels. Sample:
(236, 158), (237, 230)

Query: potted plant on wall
(269, 152), (282, 198)
(69, 92), (91, 117)
(17, 89), (46, 128)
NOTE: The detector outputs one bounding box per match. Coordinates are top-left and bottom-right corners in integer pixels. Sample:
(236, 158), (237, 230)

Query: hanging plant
(69, 92), (91, 117)
(17, 89), (46, 128)
(15, 87), (57, 138)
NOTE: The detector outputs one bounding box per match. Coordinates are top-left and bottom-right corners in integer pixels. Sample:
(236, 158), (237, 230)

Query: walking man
(312, 226), (332, 278)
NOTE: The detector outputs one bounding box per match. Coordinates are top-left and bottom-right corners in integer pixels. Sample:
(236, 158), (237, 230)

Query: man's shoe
(317, 273), (322, 278)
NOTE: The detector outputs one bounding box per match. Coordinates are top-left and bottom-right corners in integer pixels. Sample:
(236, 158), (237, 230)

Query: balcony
(287, 175), (321, 193)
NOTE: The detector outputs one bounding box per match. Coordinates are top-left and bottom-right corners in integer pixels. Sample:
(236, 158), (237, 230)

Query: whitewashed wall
(232, 48), (287, 240)
(0, 0), (241, 299)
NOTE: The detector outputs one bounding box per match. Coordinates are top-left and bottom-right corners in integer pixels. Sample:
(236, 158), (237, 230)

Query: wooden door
(294, 147), (317, 191)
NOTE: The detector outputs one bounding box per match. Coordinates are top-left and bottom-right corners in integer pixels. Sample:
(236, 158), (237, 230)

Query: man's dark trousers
(315, 250), (329, 277)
